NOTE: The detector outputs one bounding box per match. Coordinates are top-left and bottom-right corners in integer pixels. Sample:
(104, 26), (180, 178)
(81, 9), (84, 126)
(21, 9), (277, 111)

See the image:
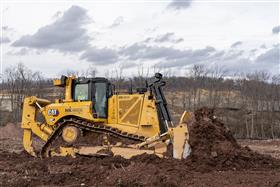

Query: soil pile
(187, 107), (279, 171)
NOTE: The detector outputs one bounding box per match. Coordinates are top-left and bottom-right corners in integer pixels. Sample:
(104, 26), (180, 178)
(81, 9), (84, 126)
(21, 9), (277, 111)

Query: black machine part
(149, 73), (173, 134)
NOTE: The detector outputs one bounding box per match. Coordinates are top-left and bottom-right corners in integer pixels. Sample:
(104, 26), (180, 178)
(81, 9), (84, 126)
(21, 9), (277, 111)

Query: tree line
(1, 63), (280, 139)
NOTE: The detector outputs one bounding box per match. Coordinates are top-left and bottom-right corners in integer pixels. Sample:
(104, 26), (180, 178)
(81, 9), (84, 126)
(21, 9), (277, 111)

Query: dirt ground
(1, 108), (280, 187)
(239, 139), (280, 159)
(1, 150), (280, 187)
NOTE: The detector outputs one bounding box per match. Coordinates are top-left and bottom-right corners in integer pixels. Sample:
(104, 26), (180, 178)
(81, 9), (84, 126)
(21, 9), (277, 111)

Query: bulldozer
(21, 73), (192, 159)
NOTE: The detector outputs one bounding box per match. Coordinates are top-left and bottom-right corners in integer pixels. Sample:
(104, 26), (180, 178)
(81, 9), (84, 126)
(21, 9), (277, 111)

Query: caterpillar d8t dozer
(21, 73), (191, 159)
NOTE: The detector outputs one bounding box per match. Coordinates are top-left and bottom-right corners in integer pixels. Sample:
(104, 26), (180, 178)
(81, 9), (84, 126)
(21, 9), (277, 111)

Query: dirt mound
(1, 107), (280, 186)
(0, 123), (22, 140)
(187, 107), (279, 171)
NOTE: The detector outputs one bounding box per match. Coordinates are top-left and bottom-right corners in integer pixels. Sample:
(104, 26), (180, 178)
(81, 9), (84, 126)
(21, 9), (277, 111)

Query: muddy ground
(239, 139), (280, 159)
(1, 108), (280, 187)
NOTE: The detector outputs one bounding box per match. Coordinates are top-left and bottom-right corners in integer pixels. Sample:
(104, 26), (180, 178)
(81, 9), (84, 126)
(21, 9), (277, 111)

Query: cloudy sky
(1, 0), (279, 78)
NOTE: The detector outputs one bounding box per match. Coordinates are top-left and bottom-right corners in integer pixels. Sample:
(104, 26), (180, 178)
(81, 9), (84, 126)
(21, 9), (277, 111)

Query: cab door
(92, 82), (108, 118)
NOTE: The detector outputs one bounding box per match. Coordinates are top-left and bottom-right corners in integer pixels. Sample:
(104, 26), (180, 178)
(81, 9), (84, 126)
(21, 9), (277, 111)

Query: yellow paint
(21, 76), (189, 159)
(107, 94), (160, 137)
(62, 126), (79, 143)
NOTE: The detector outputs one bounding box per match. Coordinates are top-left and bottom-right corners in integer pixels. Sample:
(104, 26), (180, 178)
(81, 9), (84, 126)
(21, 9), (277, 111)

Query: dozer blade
(49, 144), (167, 159)
(171, 111), (193, 159)
(172, 125), (191, 159)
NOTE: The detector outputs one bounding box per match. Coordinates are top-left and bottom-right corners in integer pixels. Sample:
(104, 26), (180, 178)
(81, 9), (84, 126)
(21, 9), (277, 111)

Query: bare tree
(207, 66), (227, 108)
(189, 65), (208, 109)
(2, 63), (45, 122)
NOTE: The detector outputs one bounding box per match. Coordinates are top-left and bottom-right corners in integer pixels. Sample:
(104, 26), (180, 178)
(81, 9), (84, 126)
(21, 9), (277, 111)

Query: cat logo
(47, 109), (59, 116)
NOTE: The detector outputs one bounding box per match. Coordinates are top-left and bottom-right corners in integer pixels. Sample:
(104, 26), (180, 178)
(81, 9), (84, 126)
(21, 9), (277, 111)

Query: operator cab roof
(75, 77), (109, 84)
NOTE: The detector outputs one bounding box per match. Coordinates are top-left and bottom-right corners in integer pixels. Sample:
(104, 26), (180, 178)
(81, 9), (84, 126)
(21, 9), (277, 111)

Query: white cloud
(80, 47), (118, 65)
(167, 0), (192, 10)
(109, 16), (124, 28)
(272, 25), (280, 34)
(2, 2), (279, 77)
(144, 32), (184, 44)
(231, 41), (243, 48)
(12, 6), (91, 53)
(0, 36), (11, 44)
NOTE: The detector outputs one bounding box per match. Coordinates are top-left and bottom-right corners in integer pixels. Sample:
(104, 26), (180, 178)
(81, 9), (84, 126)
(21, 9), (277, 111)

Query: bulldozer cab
(72, 77), (112, 118)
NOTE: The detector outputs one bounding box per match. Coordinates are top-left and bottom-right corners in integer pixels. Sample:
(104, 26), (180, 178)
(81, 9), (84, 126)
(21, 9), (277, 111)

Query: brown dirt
(239, 139), (280, 159)
(1, 107), (280, 186)
(187, 107), (280, 171)
(0, 123), (22, 139)
(1, 150), (280, 187)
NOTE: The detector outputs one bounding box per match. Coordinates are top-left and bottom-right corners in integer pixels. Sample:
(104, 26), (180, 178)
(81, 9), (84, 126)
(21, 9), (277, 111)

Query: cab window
(94, 82), (107, 118)
(74, 84), (89, 101)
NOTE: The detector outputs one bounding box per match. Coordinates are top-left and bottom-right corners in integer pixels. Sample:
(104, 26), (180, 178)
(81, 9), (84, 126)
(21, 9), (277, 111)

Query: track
(40, 117), (147, 157)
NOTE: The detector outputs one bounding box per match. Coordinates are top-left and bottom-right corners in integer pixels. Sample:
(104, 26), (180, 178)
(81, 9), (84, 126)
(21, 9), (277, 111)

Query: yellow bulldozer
(21, 73), (191, 159)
